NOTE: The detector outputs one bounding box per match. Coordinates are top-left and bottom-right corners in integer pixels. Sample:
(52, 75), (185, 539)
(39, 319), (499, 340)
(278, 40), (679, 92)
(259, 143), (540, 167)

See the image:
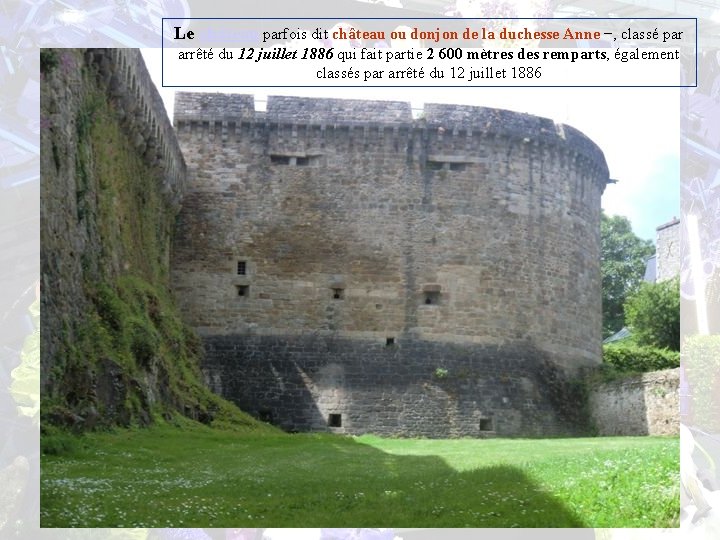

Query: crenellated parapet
(422, 103), (609, 190)
(173, 92), (609, 193)
(266, 95), (413, 124)
(84, 49), (187, 208)
(175, 92), (256, 119)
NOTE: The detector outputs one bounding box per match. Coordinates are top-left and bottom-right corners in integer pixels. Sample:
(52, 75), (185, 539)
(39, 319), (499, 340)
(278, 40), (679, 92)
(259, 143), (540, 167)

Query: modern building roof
(603, 326), (632, 344)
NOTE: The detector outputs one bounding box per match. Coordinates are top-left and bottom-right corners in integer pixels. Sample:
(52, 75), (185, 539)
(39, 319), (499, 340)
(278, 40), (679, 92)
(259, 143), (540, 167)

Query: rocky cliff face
(40, 49), (248, 429)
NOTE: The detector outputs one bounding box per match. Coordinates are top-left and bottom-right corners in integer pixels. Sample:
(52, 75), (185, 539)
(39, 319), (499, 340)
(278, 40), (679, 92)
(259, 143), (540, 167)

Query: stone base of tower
(200, 333), (590, 437)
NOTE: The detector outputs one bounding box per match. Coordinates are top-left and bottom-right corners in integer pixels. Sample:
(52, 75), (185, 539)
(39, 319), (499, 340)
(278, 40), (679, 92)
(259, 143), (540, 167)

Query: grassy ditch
(41, 425), (678, 528)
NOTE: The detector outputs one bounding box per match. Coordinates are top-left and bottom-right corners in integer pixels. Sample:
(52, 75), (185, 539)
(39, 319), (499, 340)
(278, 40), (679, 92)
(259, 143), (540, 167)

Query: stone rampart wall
(656, 218), (680, 282)
(41, 48), (186, 393)
(589, 368), (679, 436)
(85, 48), (187, 207)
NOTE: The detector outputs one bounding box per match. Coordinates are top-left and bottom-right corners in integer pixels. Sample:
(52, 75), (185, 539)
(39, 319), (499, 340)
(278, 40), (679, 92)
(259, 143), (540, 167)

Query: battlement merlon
(173, 92), (609, 186)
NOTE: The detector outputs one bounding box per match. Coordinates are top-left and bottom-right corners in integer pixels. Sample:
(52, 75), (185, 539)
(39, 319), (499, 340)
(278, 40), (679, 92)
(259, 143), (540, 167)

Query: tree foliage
(624, 276), (680, 351)
(601, 212), (654, 337)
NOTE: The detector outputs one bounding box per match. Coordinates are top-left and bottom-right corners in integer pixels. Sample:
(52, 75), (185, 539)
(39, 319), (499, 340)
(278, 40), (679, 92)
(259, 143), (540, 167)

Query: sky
(141, 49), (680, 242)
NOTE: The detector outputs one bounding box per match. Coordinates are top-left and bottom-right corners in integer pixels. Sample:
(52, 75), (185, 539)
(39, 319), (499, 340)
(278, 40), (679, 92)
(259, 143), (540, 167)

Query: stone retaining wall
(589, 368), (679, 436)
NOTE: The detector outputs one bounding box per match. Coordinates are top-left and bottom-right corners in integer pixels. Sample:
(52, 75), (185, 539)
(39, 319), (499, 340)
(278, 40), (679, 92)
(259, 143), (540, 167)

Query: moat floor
(41, 424), (679, 528)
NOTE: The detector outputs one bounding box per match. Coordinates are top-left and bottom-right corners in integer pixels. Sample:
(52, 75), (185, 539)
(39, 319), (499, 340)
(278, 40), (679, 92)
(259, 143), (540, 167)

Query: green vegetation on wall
(42, 52), (265, 432)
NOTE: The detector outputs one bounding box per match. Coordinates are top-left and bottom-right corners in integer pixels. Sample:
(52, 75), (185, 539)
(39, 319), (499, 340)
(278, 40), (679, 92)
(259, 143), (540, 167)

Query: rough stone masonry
(171, 93), (610, 437)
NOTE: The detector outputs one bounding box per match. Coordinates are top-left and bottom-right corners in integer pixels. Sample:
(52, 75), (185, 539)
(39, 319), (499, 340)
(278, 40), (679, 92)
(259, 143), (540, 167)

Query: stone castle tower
(171, 93), (609, 437)
(655, 217), (680, 282)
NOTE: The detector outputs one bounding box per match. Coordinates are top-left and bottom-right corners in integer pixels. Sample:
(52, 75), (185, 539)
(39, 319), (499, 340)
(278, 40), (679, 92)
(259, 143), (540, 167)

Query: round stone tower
(172, 93), (609, 437)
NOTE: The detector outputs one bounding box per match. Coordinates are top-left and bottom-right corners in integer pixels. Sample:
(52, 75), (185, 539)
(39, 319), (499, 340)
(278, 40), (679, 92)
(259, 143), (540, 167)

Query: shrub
(624, 277), (680, 351)
(602, 343), (679, 372)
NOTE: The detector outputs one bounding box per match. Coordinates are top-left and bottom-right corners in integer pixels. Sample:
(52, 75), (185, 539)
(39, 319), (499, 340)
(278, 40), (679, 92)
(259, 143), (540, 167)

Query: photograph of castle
(39, 48), (678, 529)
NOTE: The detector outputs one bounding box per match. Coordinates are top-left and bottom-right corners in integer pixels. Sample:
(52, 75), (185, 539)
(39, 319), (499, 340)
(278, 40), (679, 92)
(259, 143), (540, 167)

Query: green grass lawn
(41, 423), (679, 528)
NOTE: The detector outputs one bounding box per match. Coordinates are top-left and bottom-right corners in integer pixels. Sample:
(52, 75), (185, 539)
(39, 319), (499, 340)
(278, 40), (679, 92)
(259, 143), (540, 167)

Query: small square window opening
(270, 155), (290, 165)
(236, 285), (249, 297)
(480, 417), (493, 431)
(237, 261), (246, 275)
(328, 413), (342, 427)
(332, 288), (344, 300)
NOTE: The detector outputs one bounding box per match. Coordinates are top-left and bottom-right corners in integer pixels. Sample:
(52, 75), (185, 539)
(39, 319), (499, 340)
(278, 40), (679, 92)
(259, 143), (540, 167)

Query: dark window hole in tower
(424, 291), (440, 305)
(328, 413), (342, 427)
(386, 337), (395, 346)
(449, 162), (466, 172)
(333, 288), (344, 300)
(480, 417), (493, 431)
(270, 155), (290, 165)
(427, 160), (444, 171)
(236, 285), (249, 297)
(258, 410), (273, 423)
(237, 261), (246, 275)
(296, 156), (310, 166)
